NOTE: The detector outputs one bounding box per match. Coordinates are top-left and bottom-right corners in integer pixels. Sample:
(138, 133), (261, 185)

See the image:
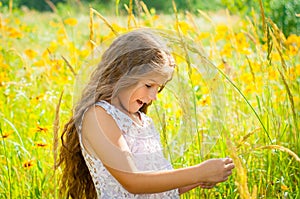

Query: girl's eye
(145, 84), (151, 88)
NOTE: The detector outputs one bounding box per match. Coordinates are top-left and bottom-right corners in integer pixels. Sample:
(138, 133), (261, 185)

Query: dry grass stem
(259, 145), (300, 163)
(61, 56), (77, 77)
(125, 0), (137, 28)
(197, 9), (215, 29)
(236, 128), (260, 149)
(89, 7), (95, 51)
(90, 8), (119, 36)
(44, 0), (57, 13)
(226, 137), (252, 199)
(258, 0), (266, 33)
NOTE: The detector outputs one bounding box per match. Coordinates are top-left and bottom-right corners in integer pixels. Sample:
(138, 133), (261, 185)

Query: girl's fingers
(228, 169), (233, 175)
(224, 157), (233, 164)
(226, 163), (235, 170)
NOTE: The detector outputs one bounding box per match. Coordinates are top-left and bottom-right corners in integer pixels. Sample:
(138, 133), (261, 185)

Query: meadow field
(0, 2), (299, 199)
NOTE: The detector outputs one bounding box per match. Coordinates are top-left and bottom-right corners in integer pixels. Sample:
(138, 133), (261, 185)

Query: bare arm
(81, 106), (234, 194)
(105, 159), (231, 194)
(106, 164), (205, 194)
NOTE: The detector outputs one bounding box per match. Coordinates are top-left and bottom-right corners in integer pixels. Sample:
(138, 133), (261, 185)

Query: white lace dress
(78, 100), (179, 199)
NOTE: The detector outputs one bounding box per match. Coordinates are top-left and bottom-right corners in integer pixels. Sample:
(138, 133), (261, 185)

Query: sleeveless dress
(78, 100), (179, 199)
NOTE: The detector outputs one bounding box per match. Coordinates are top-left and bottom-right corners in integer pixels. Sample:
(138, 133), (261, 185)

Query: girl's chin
(130, 102), (143, 112)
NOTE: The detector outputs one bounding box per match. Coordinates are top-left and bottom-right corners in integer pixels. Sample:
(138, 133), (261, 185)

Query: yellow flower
(163, 102), (172, 109)
(240, 73), (253, 84)
(244, 83), (255, 94)
(0, 71), (9, 86)
(152, 14), (159, 21)
(56, 28), (68, 45)
(48, 41), (58, 53)
(235, 33), (246, 44)
(288, 67), (297, 81)
(36, 142), (48, 148)
(293, 96), (299, 108)
(285, 34), (299, 46)
(288, 45), (298, 56)
(281, 184), (289, 191)
(78, 49), (89, 58)
(295, 64), (300, 75)
(197, 32), (210, 40)
(175, 21), (192, 35)
(271, 52), (281, 61)
(255, 76), (263, 90)
(24, 49), (38, 60)
(7, 27), (23, 38)
(64, 18), (78, 26)
(14, 18), (21, 25)
(198, 94), (210, 106)
(35, 125), (48, 133)
(23, 160), (34, 169)
(49, 20), (61, 28)
(172, 53), (185, 65)
(111, 23), (127, 34)
(57, 27), (66, 35)
(251, 61), (261, 73)
(33, 60), (45, 67)
(268, 69), (278, 80)
(214, 24), (228, 41)
(275, 90), (286, 103)
(190, 68), (202, 85)
(201, 85), (209, 95)
(262, 43), (268, 52)
(175, 108), (183, 117)
(234, 33), (251, 55)
(1, 131), (12, 139)
(220, 43), (233, 58)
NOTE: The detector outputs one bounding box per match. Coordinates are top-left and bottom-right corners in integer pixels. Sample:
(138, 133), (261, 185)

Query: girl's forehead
(142, 76), (169, 85)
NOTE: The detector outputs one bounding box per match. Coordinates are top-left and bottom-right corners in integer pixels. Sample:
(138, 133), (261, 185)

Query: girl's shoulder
(94, 100), (127, 121)
(95, 100), (113, 113)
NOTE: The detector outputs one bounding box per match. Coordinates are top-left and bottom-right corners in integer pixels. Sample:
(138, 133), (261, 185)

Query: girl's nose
(149, 89), (157, 101)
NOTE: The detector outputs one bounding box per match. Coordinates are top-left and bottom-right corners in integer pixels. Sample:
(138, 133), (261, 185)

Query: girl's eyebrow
(147, 79), (165, 85)
(148, 79), (158, 83)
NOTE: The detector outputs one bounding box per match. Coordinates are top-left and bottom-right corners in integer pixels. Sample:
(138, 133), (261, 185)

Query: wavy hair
(57, 29), (175, 198)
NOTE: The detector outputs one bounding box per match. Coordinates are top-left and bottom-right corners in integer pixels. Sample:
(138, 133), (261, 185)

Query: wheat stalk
(61, 56), (77, 77)
(226, 136), (252, 199)
(258, 145), (300, 163)
(90, 8), (119, 36)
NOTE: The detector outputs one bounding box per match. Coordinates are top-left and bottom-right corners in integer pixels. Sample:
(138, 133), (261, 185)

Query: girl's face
(112, 76), (166, 114)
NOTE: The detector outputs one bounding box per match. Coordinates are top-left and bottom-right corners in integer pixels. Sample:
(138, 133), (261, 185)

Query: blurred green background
(1, 0), (299, 36)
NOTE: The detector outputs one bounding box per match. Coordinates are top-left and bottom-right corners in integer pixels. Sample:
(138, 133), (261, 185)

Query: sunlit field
(0, 2), (299, 199)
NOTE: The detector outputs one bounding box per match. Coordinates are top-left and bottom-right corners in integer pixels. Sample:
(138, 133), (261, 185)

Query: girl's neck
(121, 108), (142, 126)
(111, 99), (142, 125)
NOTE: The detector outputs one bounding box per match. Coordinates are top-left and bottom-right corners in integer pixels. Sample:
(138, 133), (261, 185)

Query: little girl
(58, 29), (235, 199)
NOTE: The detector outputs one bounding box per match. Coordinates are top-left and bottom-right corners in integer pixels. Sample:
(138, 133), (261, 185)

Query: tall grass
(0, 1), (299, 198)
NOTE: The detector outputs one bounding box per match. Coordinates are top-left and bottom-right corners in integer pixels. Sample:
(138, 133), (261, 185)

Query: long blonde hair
(57, 29), (175, 198)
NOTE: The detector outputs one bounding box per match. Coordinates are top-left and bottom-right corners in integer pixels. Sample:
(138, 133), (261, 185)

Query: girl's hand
(199, 157), (235, 183)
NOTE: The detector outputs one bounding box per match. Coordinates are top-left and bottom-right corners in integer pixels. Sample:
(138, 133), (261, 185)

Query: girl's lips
(137, 99), (143, 105)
